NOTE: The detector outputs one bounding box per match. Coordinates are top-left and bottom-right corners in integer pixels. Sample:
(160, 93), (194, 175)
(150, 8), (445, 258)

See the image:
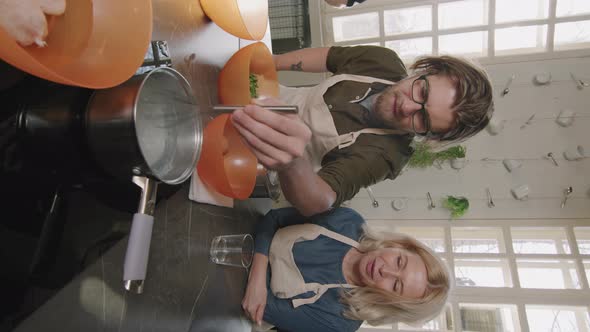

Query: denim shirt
(254, 207), (366, 332)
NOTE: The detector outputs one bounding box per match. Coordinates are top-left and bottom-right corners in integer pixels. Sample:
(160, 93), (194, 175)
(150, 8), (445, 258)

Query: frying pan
(86, 67), (202, 293)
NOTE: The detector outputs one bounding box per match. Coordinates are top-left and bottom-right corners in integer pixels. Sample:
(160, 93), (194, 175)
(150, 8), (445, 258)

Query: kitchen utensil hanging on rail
(86, 67), (203, 293)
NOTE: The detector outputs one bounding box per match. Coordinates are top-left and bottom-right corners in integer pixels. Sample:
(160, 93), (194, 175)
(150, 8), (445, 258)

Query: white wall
(276, 3), (590, 222)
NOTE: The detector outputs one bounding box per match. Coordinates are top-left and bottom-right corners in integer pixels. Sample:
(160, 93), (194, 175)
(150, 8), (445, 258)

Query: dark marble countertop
(15, 185), (264, 332)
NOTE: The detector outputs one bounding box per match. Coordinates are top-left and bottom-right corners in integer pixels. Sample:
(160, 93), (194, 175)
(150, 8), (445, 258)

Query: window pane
(511, 227), (571, 254)
(384, 6), (431, 36)
(574, 227), (590, 254)
(439, 0), (487, 30)
(459, 304), (520, 332)
(332, 12), (379, 42)
(385, 37), (433, 62)
(495, 25), (547, 55)
(395, 226), (444, 252)
(398, 305), (454, 331)
(517, 259), (581, 289)
(526, 306), (590, 332)
(584, 260), (590, 286)
(452, 227), (505, 253)
(455, 259), (513, 287)
(496, 0), (549, 23)
(439, 31), (488, 57)
(557, 0), (590, 17)
(554, 20), (590, 51)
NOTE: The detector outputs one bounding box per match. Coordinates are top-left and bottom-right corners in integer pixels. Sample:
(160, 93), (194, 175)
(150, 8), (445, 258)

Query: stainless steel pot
(86, 67), (202, 293)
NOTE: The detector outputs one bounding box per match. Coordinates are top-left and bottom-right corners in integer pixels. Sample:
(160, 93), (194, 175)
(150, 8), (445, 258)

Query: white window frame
(362, 218), (590, 332)
(321, 0), (590, 65)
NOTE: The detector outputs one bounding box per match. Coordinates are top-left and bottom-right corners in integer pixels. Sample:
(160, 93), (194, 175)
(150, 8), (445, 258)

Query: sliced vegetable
(249, 73), (259, 98)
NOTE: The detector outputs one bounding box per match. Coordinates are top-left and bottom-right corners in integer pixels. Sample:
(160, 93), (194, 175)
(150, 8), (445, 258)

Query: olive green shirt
(318, 46), (414, 206)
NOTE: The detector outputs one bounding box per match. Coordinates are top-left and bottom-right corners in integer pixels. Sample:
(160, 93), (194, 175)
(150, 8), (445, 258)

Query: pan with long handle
(86, 67), (202, 293)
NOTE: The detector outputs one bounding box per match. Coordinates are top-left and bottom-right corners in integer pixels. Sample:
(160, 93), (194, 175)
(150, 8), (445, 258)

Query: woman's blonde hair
(341, 226), (452, 326)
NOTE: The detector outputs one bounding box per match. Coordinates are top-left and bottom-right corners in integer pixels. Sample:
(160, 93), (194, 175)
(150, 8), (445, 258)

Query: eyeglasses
(410, 75), (432, 136)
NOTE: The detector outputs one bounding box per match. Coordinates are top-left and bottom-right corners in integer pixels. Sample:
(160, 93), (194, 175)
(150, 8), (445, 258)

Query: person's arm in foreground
(245, 281), (343, 331)
(231, 99), (337, 216)
(0, 0), (66, 47)
(245, 259), (344, 331)
(242, 253), (268, 326)
(273, 47), (330, 73)
(242, 208), (306, 325)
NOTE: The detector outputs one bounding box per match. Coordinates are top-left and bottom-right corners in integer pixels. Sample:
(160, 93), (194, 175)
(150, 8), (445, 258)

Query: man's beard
(372, 86), (398, 129)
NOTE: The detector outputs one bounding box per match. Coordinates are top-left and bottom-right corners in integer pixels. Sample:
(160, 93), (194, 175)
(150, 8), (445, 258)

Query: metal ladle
(546, 152), (559, 166)
(561, 187), (573, 208)
(486, 188), (495, 208)
(501, 74), (515, 96)
(570, 72), (589, 89)
(427, 192), (435, 209)
(366, 187), (379, 208)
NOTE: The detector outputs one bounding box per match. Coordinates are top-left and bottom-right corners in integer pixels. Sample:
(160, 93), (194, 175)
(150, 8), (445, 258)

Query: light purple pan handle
(123, 213), (154, 293)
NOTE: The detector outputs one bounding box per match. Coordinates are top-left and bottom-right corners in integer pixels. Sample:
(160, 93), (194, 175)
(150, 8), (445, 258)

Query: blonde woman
(242, 207), (451, 331)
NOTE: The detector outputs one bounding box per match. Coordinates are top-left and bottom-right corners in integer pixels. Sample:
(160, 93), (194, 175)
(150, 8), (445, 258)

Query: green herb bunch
(442, 196), (469, 218)
(408, 142), (466, 168)
(249, 73), (259, 98)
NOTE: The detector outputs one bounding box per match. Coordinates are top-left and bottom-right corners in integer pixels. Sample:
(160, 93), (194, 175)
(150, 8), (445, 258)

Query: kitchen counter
(13, 1), (272, 331)
(15, 185), (263, 332)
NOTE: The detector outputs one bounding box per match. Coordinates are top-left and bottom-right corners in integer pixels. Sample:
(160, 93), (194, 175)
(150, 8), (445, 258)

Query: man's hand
(232, 98), (335, 216)
(242, 253), (269, 326)
(231, 98), (312, 171)
(0, 0), (66, 47)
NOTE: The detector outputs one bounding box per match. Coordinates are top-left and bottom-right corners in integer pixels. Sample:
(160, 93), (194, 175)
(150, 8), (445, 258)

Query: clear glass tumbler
(209, 234), (254, 268)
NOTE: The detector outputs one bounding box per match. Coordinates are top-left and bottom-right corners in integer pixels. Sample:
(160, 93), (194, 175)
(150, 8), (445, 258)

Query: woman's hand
(242, 253), (269, 326)
(231, 98), (311, 171)
(242, 272), (267, 326)
(0, 0), (66, 47)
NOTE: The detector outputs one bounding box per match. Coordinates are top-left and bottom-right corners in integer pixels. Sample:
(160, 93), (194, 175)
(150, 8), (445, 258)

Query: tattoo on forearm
(290, 61), (303, 71)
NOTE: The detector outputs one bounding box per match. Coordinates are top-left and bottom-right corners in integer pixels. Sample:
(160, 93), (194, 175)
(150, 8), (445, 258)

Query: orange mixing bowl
(197, 114), (257, 199)
(0, 0), (152, 89)
(200, 0), (268, 40)
(218, 42), (278, 105)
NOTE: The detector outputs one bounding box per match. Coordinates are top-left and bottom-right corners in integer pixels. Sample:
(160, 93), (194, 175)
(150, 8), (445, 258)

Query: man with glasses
(231, 46), (493, 216)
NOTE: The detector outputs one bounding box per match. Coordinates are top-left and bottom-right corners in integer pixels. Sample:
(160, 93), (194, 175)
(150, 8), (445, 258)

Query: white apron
(252, 223), (361, 332)
(279, 74), (406, 172)
(268, 223), (359, 307)
(271, 75), (407, 208)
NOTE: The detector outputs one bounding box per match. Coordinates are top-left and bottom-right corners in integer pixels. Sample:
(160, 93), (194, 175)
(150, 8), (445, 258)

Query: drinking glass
(210, 234), (254, 268)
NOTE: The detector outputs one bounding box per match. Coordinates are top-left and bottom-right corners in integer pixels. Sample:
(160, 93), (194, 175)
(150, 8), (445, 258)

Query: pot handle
(123, 213), (154, 294)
